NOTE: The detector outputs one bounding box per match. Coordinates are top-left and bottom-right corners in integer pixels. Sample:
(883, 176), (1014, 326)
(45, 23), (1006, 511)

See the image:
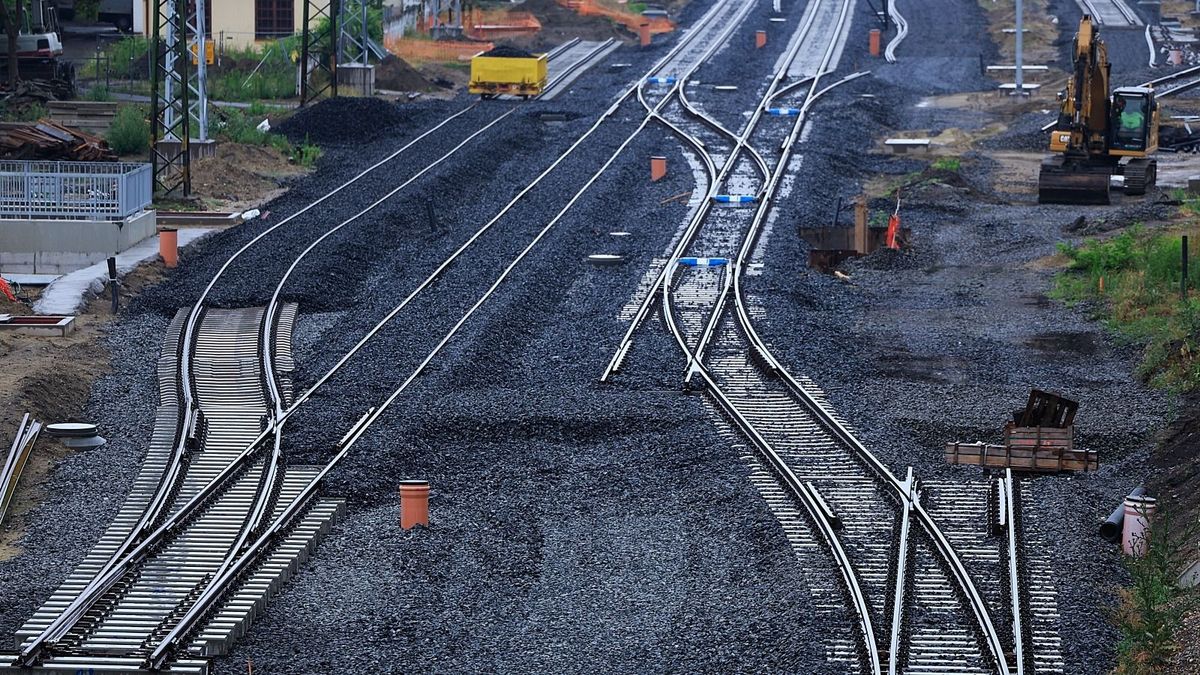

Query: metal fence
(0, 161), (153, 222)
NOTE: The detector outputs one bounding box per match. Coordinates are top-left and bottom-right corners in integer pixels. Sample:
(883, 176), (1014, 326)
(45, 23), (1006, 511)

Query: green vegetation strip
(1054, 223), (1200, 391)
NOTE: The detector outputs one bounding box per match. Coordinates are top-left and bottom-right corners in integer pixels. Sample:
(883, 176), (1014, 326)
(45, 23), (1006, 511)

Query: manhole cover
(46, 422), (98, 438)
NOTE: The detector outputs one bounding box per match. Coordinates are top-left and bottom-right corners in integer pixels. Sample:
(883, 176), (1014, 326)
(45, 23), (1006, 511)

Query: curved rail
(725, 73), (1013, 675)
(655, 2), (882, 671)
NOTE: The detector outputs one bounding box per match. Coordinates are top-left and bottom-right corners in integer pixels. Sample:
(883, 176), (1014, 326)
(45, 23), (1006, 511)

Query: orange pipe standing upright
(159, 227), (178, 268)
(638, 23), (651, 47)
(400, 480), (430, 529)
(869, 29), (882, 57)
(651, 156), (667, 182)
(755, 30), (767, 49)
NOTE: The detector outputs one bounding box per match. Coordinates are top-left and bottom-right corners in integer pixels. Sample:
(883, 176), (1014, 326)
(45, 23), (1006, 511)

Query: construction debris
(0, 413), (42, 526)
(946, 389), (1094, 473)
(0, 119), (118, 162)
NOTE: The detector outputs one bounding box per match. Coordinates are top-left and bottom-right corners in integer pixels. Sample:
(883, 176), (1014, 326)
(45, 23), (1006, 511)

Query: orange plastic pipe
(869, 29), (881, 57)
(755, 30), (767, 49)
(651, 156), (667, 182)
(159, 227), (178, 268)
(639, 23), (651, 47)
(400, 480), (430, 529)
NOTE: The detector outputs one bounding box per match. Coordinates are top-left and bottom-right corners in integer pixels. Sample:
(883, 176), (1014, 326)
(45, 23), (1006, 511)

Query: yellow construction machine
(1039, 16), (1159, 204)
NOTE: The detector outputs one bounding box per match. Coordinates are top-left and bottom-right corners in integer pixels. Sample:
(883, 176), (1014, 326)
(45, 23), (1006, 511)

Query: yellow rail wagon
(469, 46), (548, 99)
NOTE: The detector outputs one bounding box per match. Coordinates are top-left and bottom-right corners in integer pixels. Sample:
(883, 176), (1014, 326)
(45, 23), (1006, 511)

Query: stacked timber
(0, 119), (117, 161)
(47, 101), (119, 135)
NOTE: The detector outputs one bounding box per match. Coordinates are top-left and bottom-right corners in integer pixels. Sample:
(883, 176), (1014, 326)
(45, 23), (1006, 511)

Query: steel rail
(887, 468), (915, 675)
(19, 39), (619, 660)
(13, 104), (485, 666)
(650, 1), (1009, 670)
(722, 63), (1013, 673)
(654, 3), (883, 671)
(696, 357), (881, 672)
(602, 0), (826, 381)
(151, 97), (687, 667)
(682, 0), (861, 384)
(0, 414), (41, 525)
(1005, 469), (1026, 675)
(539, 38), (619, 99)
(149, 67), (675, 675)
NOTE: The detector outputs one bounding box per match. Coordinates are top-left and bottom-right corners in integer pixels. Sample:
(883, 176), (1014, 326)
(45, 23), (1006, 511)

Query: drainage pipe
(1100, 486), (1146, 542)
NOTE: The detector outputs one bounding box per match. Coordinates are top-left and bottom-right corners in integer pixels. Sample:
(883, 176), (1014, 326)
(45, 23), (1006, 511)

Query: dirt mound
(190, 143), (307, 208)
(508, 0), (628, 49)
(275, 97), (407, 145)
(375, 55), (437, 92)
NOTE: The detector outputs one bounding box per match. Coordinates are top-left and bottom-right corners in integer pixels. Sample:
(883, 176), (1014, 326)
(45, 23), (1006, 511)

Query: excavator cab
(1109, 87), (1156, 153)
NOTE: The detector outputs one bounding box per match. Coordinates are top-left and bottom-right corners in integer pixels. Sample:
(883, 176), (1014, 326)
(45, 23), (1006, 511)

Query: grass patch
(1112, 509), (1198, 674)
(106, 105), (151, 155)
(932, 156), (961, 172)
(1053, 224), (1200, 390)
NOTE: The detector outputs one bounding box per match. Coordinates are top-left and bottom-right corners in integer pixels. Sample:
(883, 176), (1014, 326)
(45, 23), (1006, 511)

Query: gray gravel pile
(275, 96), (421, 145)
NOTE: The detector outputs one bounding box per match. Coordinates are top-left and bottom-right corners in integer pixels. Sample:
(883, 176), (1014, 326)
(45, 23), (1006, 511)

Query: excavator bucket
(1038, 158), (1111, 205)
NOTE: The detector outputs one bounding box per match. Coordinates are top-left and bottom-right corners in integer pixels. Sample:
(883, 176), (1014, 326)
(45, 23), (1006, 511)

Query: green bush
(75, 0), (99, 23)
(107, 106), (150, 155)
(84, 85), (111, 102)
(297, 137), (322, 167)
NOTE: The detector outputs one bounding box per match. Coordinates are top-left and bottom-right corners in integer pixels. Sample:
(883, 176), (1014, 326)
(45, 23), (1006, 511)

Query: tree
(0, 0), (23, 88)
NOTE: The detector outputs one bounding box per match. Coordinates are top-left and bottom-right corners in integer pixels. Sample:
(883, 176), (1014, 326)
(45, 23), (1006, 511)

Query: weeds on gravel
(1054, 225), (1200, 390)
(1112, 509), (1198, 674)
(297, 137), (322, 167)
(214, 105), (292, 154)
(932, 156), (961, 172)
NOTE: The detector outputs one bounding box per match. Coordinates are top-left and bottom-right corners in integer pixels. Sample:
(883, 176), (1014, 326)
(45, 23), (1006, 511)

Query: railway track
(1077, 0), (1142, 27)
(601, 0), (1066, 672)
(2, 1), (773, 671)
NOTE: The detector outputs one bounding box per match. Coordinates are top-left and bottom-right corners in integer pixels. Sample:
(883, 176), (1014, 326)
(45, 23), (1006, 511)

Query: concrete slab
(34, 227), (212, 315)
(0, 210), (157, 275)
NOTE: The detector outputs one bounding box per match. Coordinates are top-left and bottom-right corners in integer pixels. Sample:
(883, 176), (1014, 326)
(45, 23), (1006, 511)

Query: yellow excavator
(1039, 16), (1159, 204)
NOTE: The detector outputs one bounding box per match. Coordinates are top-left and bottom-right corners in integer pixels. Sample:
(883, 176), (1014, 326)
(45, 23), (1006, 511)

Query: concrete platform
(0, 210), (157, 275)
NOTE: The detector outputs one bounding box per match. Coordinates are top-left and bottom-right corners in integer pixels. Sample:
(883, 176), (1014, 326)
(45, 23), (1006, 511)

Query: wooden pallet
(945, 425), (1097, 472)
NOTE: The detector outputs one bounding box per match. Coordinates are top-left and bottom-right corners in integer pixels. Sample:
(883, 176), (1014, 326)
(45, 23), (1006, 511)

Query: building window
(255, 0), (294, 40)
